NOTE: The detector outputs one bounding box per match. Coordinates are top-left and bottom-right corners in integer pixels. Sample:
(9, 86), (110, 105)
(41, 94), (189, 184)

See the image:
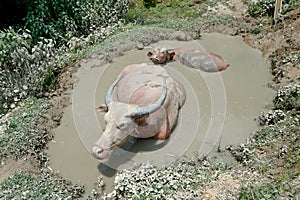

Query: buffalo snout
(92, 145), (109, 160)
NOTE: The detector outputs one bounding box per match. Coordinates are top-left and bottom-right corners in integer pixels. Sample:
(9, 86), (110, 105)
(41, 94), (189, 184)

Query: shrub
(274, 84), (300, 111)
(126, 0), (202, 24)
(20, 0), (129, 44)
(0, 98), (50, 159)
(250, 26), (262, 34)
(238, 183), (284, 200)
(248, 0), (298, 18)
(0, 28), (56, 116)
(282, 0), (300, 14)
(0, 0), (129, 116)
(248, 0), (276, 17)
(0, 170), (84, 199)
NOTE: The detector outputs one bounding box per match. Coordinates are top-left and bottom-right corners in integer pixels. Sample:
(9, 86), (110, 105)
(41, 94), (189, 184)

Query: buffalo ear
(147, 51), (153, 57)
(96, 104), (108, 114)
(167, 50), (175, 60)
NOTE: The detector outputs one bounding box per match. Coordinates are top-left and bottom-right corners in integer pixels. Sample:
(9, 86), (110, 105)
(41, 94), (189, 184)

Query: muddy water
(49, 33), (274, 195)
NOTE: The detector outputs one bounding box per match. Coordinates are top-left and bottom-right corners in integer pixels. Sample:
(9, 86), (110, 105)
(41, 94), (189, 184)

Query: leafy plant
(238, 183), (284, 200)
(40, 68), (58, 92)
(0, 0), (129, 116)
(20, 0), (129, 44)
(248, 0), (300, 18)
(0, 28), (57, 116)
(282, 0), (300, 14)
(0, 170), (84, 199)
(144, 0), (157, 8)
(248, 0), (276, 17)
(274, 84), (300, 111)
(126, 0), (203, 24)
(251, 26), (262, 34)
(0, 97), (50, 159)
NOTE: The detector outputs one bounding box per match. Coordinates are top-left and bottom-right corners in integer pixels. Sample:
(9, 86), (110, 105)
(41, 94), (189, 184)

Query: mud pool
(48, 33), (274, 194)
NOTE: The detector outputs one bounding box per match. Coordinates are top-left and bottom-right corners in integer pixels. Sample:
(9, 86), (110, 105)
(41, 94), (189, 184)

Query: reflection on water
(49, 33), (274, 195)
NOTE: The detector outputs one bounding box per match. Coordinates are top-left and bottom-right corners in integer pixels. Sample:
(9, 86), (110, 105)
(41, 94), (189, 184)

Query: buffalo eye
(116, 121), (128, 130)
(97, 104), (108, 113)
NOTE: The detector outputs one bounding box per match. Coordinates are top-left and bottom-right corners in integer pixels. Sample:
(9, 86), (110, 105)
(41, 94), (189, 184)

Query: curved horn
(105, 75), (124, 107)
(166, 48), (175, 52)
(131, 79), (167, 117)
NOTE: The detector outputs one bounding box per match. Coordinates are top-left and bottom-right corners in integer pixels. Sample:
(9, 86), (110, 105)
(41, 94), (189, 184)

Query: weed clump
(0, 0), (130, 117)
(248, 0), (276, 17)
(248, 0), (300, 18)
(0, 169), (84, 199)
(0, 28), (57, 116)
(274, 84), (300, 111)
(0, 98), (51, 159)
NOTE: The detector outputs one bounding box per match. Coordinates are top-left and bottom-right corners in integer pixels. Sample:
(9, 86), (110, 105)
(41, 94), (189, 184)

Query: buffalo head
(92, 75), (167, 159)
(147, 48), (175, 64)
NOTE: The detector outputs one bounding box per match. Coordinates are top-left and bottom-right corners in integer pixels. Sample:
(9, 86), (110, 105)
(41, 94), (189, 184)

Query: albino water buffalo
(147, 47), (229, 72)
(92, 63), (186, 159)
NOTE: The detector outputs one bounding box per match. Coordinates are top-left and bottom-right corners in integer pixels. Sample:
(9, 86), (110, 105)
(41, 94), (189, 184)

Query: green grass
(238, 182), (287, 200)
(250, 26), (262, 34)
(282, 0), (300, 14)
(126, 0), (203, 24)
(0, 97), (51, 159)
(126, 0), (234, 32)
(0, 170), (84, 199)
(233, 109), (300, 199)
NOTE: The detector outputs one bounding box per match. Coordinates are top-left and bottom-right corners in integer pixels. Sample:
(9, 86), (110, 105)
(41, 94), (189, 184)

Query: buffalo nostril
(150, 58), (159, 64)
(97, 149), (103, 154)
(92, 146), (103, 155)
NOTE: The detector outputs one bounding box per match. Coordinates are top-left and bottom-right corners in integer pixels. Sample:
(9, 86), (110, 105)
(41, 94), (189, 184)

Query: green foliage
(0, 97), (51, 159)
(238, 183), (284, 200)
(282, 0), (300, 14)
(0, 0), (129, 116)
(248, 0), (300, 17)
(248, 0), (275, 17)
(99, 158), (215, 199)
(20, 0), (129, 44)
(0, 28), (57, 116)
(40, 69), (58, 92)
(251, 26), (262, 34)
(0, 28), (31, 69)
(144, 0), (157, 8)
(126, 0), (203, 24)
(126, 1), (233, 32)
(274, 84), (300, 111)
(0, 170), (84, 199)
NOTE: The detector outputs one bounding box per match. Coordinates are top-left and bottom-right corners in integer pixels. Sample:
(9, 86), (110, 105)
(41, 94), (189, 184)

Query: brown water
(48, 33), (274, 195)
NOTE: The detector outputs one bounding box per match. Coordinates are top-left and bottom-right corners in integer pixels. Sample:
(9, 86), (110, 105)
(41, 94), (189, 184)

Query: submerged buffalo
(147, 47), (229, 72)
(92, 63), (186, 159)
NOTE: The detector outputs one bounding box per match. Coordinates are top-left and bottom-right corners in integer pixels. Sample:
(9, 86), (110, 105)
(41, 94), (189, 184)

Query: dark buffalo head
(147, 48), (175, 64)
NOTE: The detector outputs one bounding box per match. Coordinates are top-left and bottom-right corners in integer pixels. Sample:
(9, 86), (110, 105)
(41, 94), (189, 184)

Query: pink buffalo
(147, 48), (229, 72)
(92, 63), (185, 159)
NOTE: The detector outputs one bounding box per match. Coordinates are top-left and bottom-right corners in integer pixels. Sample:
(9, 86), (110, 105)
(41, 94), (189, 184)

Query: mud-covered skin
(147, 48), (229, 72)
(92, 63), (186, 159)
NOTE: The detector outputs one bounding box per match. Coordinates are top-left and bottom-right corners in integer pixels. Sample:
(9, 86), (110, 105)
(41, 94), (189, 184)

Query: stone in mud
(136, 42), (144, 50)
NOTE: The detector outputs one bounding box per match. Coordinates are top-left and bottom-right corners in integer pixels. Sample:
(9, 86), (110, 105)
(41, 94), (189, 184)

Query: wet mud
(49, 33), (274, 194)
